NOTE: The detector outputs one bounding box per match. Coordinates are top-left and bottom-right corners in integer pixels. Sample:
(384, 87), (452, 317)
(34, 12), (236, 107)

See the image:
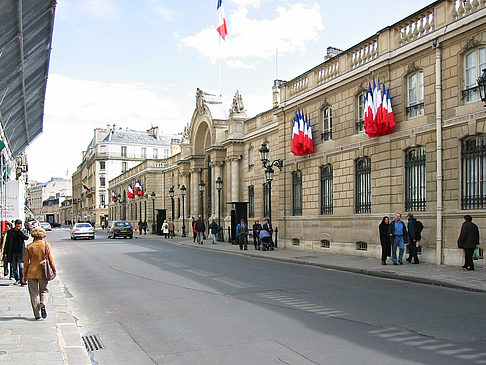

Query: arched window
(248, 147), (254, 171)
(322, 106), (332, 141)
(356, 92), (365, 133)
(463, 47), (486, 102)
(461, 135), (486, 209)
(405, 147), (426, 211)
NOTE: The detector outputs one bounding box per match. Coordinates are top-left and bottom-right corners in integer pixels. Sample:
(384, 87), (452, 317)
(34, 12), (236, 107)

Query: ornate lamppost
(259, 143), (283, 228)
(150, 192), (156, 234)
(216, 176), (223, 241)
(180, 185), (186, 237)
(169, 186), (175, 222)
(477, 68), (486, 106)
(198, 180), (205, 222)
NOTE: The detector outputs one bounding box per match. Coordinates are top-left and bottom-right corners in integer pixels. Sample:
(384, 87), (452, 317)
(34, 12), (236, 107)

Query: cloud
(83, 0), (119, 20)
(25, 75), (183, 182)
(231, 0), (264, 7)
(225, 59), (255, 69)
(181, 3), (324, 68)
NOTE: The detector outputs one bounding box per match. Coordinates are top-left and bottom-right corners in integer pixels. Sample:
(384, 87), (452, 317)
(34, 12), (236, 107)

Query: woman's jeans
(392, 236), (405, 263)
(212, 233), (217, 244)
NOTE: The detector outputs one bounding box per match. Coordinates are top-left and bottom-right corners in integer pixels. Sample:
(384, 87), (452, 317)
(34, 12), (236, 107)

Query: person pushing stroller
(259, 229), (273, 251)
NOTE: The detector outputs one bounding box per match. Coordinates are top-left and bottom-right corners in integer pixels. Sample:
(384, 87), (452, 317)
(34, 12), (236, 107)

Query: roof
(0, 1), (56, 157)
(101, 130), (175, 146)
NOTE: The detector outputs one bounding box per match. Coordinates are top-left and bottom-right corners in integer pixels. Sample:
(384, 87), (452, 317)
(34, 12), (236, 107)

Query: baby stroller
(259, 230), (273, 251)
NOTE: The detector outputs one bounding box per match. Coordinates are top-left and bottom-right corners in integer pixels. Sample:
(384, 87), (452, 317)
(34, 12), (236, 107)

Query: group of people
(137, 220), (148, 235)
(161, 219), (175, 239)
(380, 213), (481, 270)
(237, 218), (273, 251)
(1, 219), (57, 320)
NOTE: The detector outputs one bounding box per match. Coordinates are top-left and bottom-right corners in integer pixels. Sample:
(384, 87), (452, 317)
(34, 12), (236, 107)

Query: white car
(40, 222), (52, 231)
(71, 223), (95, 240)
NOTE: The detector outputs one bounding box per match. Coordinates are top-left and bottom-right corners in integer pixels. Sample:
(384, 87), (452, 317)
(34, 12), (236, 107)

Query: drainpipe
(434, 38), (443, 265)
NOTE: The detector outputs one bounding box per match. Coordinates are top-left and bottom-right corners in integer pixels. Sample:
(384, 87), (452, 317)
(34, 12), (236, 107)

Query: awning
(0, 0), (56, 157)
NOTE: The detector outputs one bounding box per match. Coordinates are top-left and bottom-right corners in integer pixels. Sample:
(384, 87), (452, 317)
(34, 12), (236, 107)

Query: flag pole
(218, 35), (222, 97)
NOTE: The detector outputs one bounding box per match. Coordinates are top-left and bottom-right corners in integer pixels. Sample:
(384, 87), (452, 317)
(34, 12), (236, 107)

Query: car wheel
(129, 235), (133, 239)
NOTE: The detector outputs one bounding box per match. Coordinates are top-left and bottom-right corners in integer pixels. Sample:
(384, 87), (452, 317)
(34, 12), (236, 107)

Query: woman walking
(23, 227), (56, 320)
(379, 216), (391, 265)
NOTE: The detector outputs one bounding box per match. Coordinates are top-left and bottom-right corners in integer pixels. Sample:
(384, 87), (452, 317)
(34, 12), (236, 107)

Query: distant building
(72, 124), (179, 226)
(27, 177), (72, 221)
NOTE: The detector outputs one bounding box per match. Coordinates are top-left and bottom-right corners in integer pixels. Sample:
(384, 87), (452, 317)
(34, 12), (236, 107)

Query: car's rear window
(115, 222), (131, 227)
(76, 223), (91, 228)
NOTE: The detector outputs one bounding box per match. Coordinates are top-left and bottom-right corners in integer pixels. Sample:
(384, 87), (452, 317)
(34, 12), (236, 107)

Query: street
(49, 229), (486, 365)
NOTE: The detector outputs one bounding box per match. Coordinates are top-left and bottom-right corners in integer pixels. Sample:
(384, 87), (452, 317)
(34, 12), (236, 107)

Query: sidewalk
(0, 275), (91, 365)
(139, 233), (486, 294)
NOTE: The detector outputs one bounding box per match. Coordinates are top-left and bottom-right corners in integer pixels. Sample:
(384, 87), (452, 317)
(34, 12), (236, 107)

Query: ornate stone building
(110, 0), (486, 265)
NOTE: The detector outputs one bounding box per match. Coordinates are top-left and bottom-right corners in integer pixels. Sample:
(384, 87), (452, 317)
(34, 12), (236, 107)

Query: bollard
(274, 227), (278, 248)
(227, 226), (231, 243)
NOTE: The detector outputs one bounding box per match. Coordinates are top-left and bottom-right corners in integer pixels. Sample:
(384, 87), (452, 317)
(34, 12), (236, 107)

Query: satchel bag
(40, 242), (56, 281)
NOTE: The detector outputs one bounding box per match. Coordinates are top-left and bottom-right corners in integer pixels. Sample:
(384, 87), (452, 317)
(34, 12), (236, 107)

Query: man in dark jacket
(388, 213), (408, 265)
(195, 216), (205, 245)
(406, 213), (422, 264)
(4, 219), (29, 285)
(457, 215), (480, 270)
(252, 220), (262, 250)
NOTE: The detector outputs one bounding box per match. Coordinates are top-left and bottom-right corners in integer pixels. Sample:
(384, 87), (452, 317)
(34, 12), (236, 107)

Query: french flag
(216, 0), (228, 40)
(134, 179), (144, 197)
(127, 183), (135, 199)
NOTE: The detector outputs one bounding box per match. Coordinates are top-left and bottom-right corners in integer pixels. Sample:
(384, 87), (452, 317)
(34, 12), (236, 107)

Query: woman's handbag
(40, 243), (56, 281)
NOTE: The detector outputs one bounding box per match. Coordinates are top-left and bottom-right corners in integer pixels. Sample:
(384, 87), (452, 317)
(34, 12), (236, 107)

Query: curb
(171, 239), (486, 294)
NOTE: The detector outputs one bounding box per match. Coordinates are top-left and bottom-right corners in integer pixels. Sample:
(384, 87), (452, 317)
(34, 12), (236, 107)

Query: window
(355, 157), (371, 213)
(121, 146), (127, 157)
(153, 148), (158, 159)
(164, 149), (169, 159)
(322, 107), (332, 141)
(141, 147), (147, 158)
(356, 93), (365, 132)
(100, 194), (105, 208)
(406, 70), (424, 117)
(463, 48), (486, 102)
(320, 164), (333, 214)
(100, 161), (106, 170)
(292, 170), (302, 215)
(122, 162), (127, 173)
(263, 183), (270, 218)
(461, 135), (486, 209)
(405, 147), (426, 211)
(248, 147), (254, 171)
(100, 177), (105, 187)
(248, 185), (254, 217)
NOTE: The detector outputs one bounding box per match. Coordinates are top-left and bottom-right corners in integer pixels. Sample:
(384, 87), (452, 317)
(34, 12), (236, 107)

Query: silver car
(71, 223), (95, 240)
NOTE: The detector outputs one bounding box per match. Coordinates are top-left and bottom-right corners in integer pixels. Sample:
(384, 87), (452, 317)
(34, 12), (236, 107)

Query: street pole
(218, 188), (221, 241)
(268, 180), (272, 226)
(180, 185), (186, 237)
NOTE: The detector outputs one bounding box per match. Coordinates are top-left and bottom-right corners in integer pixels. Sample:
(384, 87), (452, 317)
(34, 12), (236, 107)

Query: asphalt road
(49, 229), (486, 365)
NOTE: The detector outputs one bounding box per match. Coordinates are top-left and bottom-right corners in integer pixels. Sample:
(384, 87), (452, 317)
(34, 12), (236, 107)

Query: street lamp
(198, 180), (205, 222)
(477, 68), (486, 106)
(168, 186), (175, 223)
(216, 176), (223, 241)
(259, 143), (283, 227)
(180, 185), (186, 237)
(150, 192), (156, 234)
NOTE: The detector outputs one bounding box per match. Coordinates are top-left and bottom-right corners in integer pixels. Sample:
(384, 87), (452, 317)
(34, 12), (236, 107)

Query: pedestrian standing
(143, 221), (148, 235)
(388, 213), (408, 265)
(208, 219), (219, 244)
(236, 218), (249, 250)
(162, 220), (169, 239)
(1, 222), (12, 277)
(23, 227), (56, 320)
(262, 218), (273, 249)
(457, 215), (480, 271)
(406, 213), (423, 264)
(195, 216), (205, 244)
(379, 216), (391, 265)
(252, 220), (262, 250)
(192, 217), (197, 243)
(4, 220), (29, 285)
(168, 219), (175, 238)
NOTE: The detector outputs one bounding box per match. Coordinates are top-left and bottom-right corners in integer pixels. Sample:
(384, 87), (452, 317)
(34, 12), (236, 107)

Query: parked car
(50, 222), (62, 228)
(40, 222), (52, 231)
(108, 221), (133, 239)
(71, 222), (95, 240)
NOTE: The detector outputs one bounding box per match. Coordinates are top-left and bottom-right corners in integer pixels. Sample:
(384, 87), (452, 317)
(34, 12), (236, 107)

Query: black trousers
(253, 234), (260, 249)
(464, 248), (474, 269)
(407, 242), (419, 263)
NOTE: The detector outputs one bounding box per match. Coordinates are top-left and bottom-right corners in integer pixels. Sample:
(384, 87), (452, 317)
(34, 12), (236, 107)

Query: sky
(25, 0), (433, 183)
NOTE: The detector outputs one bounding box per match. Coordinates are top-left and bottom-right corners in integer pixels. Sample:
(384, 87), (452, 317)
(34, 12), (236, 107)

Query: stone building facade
(109, 0), (486, 265)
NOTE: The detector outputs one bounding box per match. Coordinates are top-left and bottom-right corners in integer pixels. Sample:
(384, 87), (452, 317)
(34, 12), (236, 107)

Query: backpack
(415, 220), (423, 234)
